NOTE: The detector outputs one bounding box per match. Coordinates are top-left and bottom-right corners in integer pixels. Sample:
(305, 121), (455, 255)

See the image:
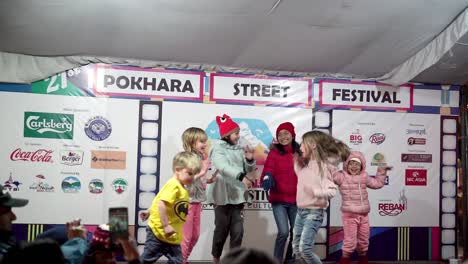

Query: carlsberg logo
(24, 112), (74, 139)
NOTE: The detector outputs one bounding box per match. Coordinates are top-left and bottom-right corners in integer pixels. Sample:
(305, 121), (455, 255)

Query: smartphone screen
(109, 207), (129, 243)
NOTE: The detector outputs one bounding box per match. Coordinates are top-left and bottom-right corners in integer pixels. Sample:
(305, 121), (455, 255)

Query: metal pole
(461, 86), (468, 257)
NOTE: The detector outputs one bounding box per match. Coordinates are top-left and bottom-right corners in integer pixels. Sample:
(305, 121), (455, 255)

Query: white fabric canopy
(1, 0), (468, 85)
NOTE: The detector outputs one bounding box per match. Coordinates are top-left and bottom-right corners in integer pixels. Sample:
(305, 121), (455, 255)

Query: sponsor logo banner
(378, 190), (408, 216)
(406, 128), (426, 135)
(3, 173), (22, 191)
(112, 178), (128, 194)
(89, 179), (104, 194)
(371, 152), (387, 166)
(349, 129), (363, 145)
(369, 133), (386, 145)
(30, 174), (55, 192)
(10, 148), (53, 163)
(405, 169), (427, 186)
(62, 176), (81, 193)
(24, 112), (74, 139)
(60, 150), (84, 166)
(407, 137), (426, 145)
(91, 151), (126, 170)
(401, 153), (432, 163)
(84, 116), (112, 141)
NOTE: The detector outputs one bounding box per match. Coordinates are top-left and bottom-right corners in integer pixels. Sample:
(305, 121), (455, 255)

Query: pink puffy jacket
(333, 151), (387, 214)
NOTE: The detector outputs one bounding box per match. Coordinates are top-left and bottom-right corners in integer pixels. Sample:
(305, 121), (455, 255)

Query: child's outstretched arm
(332, 171), (345, 186)
(243, 145), (256, 173)
(261, 151), (276, 191)
(210, 147), (242, 179)
(326, 161), (344, 186)
(367, 166), (392, 189)
(321, 173), (338, 199)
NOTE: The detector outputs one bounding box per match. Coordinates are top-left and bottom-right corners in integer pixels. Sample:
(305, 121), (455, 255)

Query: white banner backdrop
(330, 110), (440, 227)
(159, 101), (313, 260)
(0, 92), (139, 225)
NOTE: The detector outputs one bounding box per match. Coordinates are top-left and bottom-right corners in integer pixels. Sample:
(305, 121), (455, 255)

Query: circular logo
(84, 116), (112, 141)
(89, 179), (104, 194)
(111, 178), (128, 194)
(174, 200), (189, 221)
(62, 176), (81, 193)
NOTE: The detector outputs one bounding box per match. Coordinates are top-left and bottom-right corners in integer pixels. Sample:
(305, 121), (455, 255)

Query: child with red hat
(206, 114), (256, 264)
(260, 122), (300, 263)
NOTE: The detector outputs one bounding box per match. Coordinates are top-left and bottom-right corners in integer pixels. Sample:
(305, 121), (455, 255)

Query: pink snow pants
(342, 212), (370, 254)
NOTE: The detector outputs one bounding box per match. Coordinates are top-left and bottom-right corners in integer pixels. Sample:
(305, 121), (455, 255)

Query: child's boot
(339, 257), (351, 264)
(358, 255), (368, 264)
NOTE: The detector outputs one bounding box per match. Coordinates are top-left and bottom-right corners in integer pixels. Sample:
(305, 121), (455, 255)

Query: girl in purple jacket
(333, 151), (391, 264)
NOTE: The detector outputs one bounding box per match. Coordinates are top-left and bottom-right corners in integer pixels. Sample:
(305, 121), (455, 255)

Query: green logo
(24, 112), (74, 139)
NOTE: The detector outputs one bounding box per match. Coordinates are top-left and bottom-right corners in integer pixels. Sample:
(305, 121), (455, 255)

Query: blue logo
(62, 176), (81, 193)
(84, 116), (112, 141)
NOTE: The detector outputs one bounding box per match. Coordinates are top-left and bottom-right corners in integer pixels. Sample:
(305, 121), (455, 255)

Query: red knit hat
(216, 114), (240, 138)
(276, 122), (296, 139)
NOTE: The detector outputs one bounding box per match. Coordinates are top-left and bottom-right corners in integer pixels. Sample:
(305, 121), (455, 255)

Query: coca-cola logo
(10, 148), (53, 163)
(369, 133), (386, 145)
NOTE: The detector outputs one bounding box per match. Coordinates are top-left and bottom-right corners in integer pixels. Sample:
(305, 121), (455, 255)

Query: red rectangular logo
(405, 169), (427, 186)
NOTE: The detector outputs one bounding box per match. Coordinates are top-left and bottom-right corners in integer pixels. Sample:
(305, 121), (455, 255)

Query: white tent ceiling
(1, 0), (468, 85)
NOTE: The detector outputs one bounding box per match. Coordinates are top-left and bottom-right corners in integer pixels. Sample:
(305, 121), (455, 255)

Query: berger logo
(371, 152), (387, 166)
(60, 151), (84, 166)
(24, 112), (74, 139)
(84, 116), (112, 141)
(349, 129), (363, 145)
(401, 153), (432, 163)
(378, 189), (408, 216)
(405, 169), (427, 186)
(369, 133), (385, 145)
(4, 172), (22, 191)
(406, 128), (426, 135)
(91, 150), (126, 170)
(30, 174), (55, 192)
(111, 178), (128, 194)
(174, 200), (189, 221)
(407, 137), (426, 145)
(89, 179), (104, 194)
(62, 176), (81, 193)
(10, 148), (53, 163)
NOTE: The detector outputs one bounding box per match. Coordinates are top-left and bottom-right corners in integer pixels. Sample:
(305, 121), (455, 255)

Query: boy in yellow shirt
(142, 151), (201, 264)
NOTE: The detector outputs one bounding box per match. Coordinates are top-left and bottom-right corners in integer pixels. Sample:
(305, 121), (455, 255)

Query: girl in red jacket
(333, 151), (392, 264)
(261, 122), (300, 263)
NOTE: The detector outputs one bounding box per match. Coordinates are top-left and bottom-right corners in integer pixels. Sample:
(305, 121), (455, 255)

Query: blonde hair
(182, 127), (208, 154)
(297, 130), (350, 176)
(172, 151), (202, 175)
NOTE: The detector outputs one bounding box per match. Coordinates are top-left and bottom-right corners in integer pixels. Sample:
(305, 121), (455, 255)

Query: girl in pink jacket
(293, 131), (350, 264)
(333, 151), (391, 264)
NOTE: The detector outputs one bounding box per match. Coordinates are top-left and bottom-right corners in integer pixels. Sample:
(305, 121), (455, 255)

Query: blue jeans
(142, 227), (182, 264)
(292, 208), (324, 264)
(272, 202), (297, 263)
